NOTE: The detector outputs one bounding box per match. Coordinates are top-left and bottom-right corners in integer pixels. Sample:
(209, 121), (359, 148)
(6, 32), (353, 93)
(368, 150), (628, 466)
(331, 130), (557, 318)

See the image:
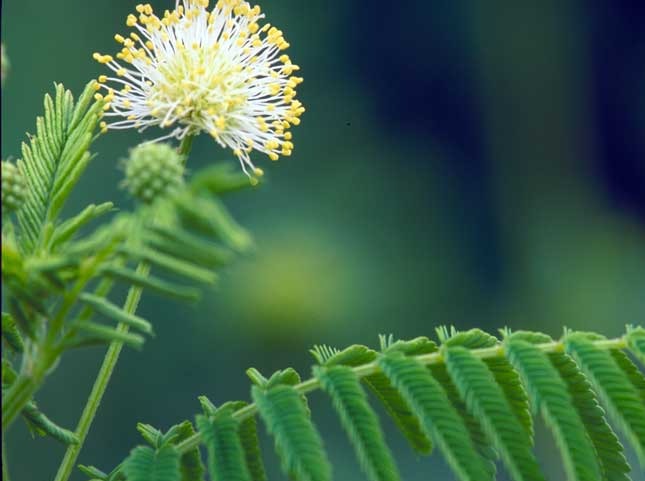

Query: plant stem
(174, 335), (627, 454)
(53, 264), (149, 481)
(178, 134), (195, 157)
(3, 431), (11, 481)
(53, 135), (195, 481)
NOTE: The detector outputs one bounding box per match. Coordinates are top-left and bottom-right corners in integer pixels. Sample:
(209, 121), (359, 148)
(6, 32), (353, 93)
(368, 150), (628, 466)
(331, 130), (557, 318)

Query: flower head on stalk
(94, 0), (304, 178)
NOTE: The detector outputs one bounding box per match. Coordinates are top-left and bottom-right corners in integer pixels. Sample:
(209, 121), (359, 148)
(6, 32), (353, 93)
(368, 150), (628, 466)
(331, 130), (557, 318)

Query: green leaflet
(2, 312), (24, 353)
(550, 351), (631, 481)
(49, 202), (114, 250)
(428, 363), (497, 478)
(227, 401), (268, 481)
(101, 265), (201, 301)
(315, 365), (400, 481)
(197, 408), (251, 481)
(75, 321), (145, 349)
(310, 344), (376, 367)
(610, 349), (645, 408)
(122, 445), (181, 481)
(16, 82), (102, 252)
(505, 339), (602, 481)
(21, 401), (79, 446)
(444, 346), (544, 481)
(119, 246), (218, 285)
(442, 328), (533, 439)
(252, 384), (331, 481)
(378, 352), (494, 481)
(189, 163), (255, 195)
(626, 327), (645, 365)
(79, 293), (153, 335)
(166, 421), (206, 481)
(565, 335), (645, 464)
(361, 338), (436, 455)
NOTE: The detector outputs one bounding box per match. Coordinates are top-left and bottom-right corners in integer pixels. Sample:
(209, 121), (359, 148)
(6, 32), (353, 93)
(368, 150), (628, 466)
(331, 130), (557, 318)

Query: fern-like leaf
(226, 401), (268, 481)
(550, 351), (631, 481)
(315, 365), (400, 481)
(506, 339), (602, 481)
(427, 363), (498, 477)
(444, 346), (544, 481)
(2, 312), (25, 353)
(168, 421), (206, 481)
(197, 407), (251, 481)
(626, 327), (645, 365)
(610, 349), (645, 406)
(565, 334), (645, 464)
(252, 384), (331, 481)
(378, 352), (494, 481)
(16, 82), (102, 252)
(442, 328), (533, 438)
(122, 445), (180, 481)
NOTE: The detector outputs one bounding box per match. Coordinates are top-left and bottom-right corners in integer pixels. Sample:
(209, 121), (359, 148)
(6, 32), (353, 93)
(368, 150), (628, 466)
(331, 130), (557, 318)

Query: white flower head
(94, 0), (304, 177)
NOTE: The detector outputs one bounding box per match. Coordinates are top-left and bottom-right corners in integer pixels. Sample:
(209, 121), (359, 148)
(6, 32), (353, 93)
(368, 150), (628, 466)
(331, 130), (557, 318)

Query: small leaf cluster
(86, 326), (645, 481)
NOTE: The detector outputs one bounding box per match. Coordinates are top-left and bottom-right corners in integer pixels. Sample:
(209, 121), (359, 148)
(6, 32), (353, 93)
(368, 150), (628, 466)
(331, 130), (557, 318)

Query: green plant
(71, 326), (644, 481)
(2, 2), (644, 481)
(1, 80), (257, 479)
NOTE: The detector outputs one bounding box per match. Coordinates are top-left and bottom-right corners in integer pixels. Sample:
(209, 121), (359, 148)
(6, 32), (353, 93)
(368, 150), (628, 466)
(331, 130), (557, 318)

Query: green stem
(53, 264), (149, 481)
(174, 336), (627, 454)
(3, 436), (10, 481)
(53, 135), (195, 481)
(178, 134), (195, 158)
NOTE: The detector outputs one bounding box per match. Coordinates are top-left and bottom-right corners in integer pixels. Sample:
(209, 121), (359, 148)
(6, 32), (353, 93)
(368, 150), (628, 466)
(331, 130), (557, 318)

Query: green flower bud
(2, 161), (26, 215)
(123, 143), (185, 204)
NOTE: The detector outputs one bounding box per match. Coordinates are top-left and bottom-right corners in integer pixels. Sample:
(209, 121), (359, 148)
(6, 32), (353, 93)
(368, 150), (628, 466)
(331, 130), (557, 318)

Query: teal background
(2, 1), (645, 480)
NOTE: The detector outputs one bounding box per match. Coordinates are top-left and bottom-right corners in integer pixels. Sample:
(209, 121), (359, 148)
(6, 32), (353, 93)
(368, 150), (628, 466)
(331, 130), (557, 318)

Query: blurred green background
(2, 0), (645, 480)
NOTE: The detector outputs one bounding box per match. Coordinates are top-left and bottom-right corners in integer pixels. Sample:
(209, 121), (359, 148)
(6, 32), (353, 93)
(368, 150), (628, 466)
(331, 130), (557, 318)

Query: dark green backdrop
(2, 1), (644, 480)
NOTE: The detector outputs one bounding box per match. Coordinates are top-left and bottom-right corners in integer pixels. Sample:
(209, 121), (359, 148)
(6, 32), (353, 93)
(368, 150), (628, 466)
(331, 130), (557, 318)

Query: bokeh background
(2, 0), (645, 480)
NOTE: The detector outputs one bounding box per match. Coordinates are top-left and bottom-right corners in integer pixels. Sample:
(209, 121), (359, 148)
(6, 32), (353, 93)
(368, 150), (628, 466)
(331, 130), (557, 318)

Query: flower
(94, 0), (304, 177)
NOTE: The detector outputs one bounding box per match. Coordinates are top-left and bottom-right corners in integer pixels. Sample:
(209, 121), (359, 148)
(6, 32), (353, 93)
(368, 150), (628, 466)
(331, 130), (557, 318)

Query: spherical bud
(123, 143), (185, 204)
(2, 160), (26, 215)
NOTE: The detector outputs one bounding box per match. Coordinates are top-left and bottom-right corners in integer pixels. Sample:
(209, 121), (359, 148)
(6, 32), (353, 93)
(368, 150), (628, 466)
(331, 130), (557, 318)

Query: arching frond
(379, 352), (494, 481)
(252, 384), (331, 481)
(197, 407), (251, 481)
(565, 334), (645, 464)
(506, 339), (602, 481)
(315, 365), (400, 481)
(444, 346), (544, 481)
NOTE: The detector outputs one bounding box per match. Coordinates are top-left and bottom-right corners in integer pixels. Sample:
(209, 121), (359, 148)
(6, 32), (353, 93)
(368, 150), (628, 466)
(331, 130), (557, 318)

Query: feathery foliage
(444, 346), (544, 481)
(15, 82), (103, 252)
(122, 445), (180, 481)
(252, 383), (331, 481)
(505, 338), (602, 481)
(565, 334), (645, 464)
(379, 351), (494, 481)
(197, 407), (251, 481)
(315, 365), (400, 481)
(82, 326), (645, 481)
